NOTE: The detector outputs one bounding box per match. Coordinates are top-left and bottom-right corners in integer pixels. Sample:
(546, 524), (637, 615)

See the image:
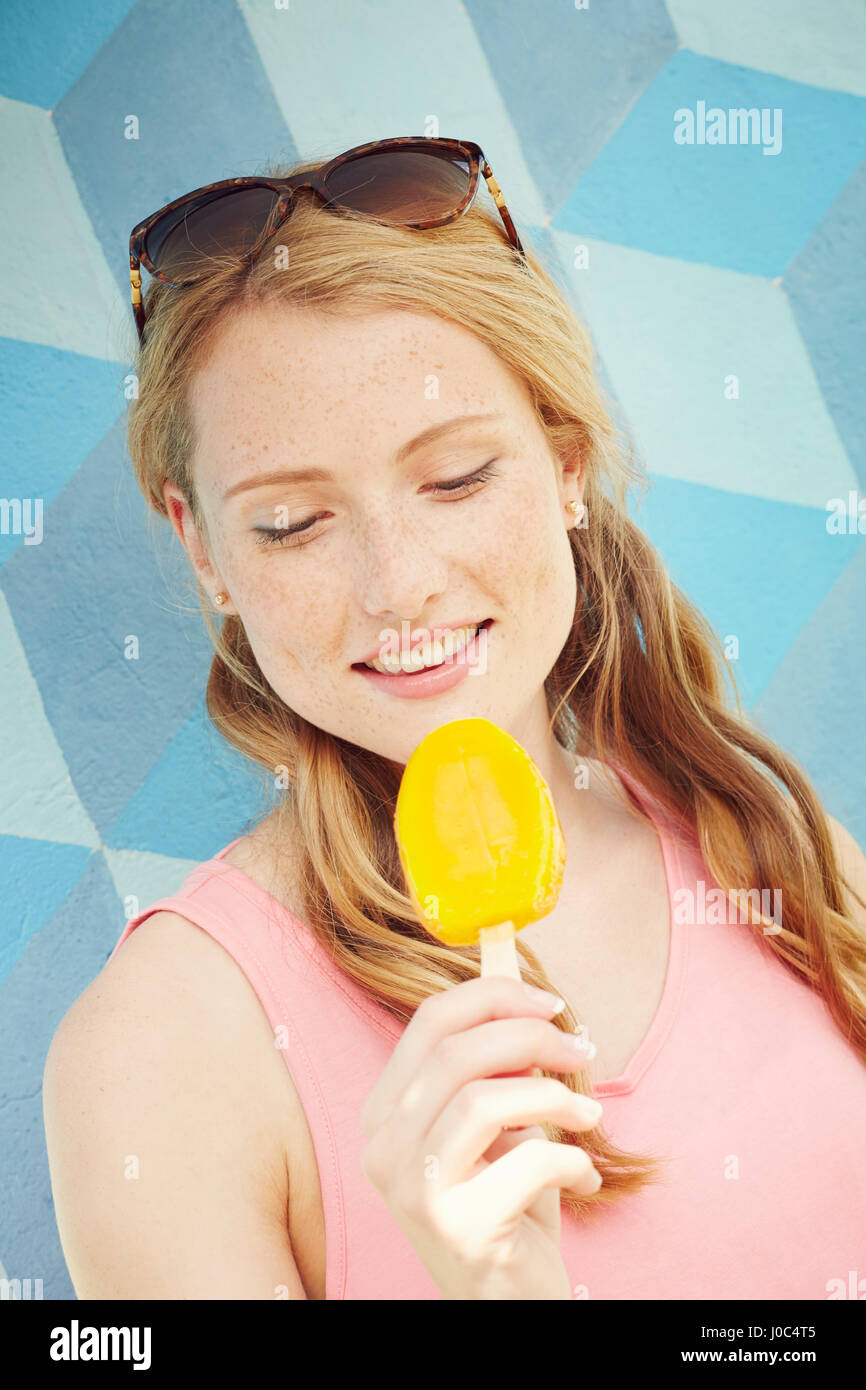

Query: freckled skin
(163, 304), (585, 794)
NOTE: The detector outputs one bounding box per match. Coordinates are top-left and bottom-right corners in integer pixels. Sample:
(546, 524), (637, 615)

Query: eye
(253, 459), (499, 548)
(428, 459), (499, 496)
(253, 514), (324, 548)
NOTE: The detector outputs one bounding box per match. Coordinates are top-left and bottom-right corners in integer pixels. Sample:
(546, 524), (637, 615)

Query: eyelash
(253, 459), (500, 549)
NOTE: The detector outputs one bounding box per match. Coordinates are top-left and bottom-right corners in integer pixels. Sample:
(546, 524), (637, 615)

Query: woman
(43, 139), (866, 1301)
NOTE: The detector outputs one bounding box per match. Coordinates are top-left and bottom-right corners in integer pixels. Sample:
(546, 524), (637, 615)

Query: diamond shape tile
(0, 0), (139, 108)
(238, 0), (548, 230)
(463, 0), (678, 214)
(548, 230), (858, 507)
(785, 153), (866, 490)
(0, 836), (94, 982)
(0, 338), (130, 567)
(1, 417), (214, 836)
(53, 0), (295, 321)
(0, 96), (128, 356)
(0, 592), (98, 846)
(554, 50), (866, 275)
(754, 541), (866, 846)
(666, 0), (866, 98)
(631, 474), (861, 708)
(105, 696), (272, 861)
(102, 845), (201, 922)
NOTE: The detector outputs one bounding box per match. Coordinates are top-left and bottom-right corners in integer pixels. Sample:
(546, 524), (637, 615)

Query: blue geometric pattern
(0, 0), (863, 1298)
(556, 51), (866, 275)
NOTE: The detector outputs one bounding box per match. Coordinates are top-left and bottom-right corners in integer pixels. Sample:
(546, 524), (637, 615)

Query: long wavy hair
(123, 152), (866, 1218)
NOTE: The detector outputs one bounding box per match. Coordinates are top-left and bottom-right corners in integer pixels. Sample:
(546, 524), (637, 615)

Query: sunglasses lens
(144, 186), (283, 280)
(323, 148), (471, 222)
(142, 147), (472, 284)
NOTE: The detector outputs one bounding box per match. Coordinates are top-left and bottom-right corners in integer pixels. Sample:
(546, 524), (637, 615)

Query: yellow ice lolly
(394, 717), (566, 980)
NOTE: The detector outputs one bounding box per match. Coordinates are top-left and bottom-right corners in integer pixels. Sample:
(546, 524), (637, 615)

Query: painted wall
(1, 0), (864, 1298)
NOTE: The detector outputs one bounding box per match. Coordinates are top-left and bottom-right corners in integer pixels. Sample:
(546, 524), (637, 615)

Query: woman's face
(164, 303), (584, 771)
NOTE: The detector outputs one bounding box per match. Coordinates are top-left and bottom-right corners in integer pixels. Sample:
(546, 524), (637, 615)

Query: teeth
(364, 625), (479, 674)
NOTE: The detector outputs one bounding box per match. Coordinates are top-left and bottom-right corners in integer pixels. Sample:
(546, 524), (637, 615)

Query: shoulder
(825, 813), (866, 932)
(825, 811), (866, 868)
(45, 907), (297, 1203)
(71, 907), (281, 1053)
(52, 904), (302, 1108)
(781, 793), (866, 934)
(41, 912), (314, 1297)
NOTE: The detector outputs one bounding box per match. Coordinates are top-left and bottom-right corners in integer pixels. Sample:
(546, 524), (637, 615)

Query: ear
(556, 440), (585, 505)
(162, 482), (235, 612)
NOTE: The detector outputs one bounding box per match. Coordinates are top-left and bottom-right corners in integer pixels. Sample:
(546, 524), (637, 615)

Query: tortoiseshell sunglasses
(128, 136), (527, 344)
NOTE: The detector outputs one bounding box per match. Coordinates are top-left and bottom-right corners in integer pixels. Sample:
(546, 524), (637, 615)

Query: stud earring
(214, 592), (227, 606)
(566, 500), (579, 514)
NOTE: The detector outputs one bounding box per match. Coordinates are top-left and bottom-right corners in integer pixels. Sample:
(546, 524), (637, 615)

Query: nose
(356, 508), (449, 622)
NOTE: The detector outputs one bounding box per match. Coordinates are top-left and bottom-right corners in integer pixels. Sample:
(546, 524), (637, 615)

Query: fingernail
(522, 984), (566, 1013)
(565, 1029), (597, 1058)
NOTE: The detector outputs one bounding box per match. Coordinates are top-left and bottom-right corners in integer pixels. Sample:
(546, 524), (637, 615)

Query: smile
(351, 620), (493, 699)
(361, 622), (485, 674)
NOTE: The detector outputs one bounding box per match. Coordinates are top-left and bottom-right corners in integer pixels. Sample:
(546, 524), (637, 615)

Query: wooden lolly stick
(479, 920), (521, 980)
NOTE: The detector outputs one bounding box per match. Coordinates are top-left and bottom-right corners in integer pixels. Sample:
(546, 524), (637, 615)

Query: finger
(480, 1121), (547, 1169)
(449, 1136), (602, 1233)
(482, 1125), (599, 1223)
(479, 1123), (561, 1227)
(428, 1076), (603, 1185)
(361, 977), (568, 1133)
(370, 1015), (596, 1164)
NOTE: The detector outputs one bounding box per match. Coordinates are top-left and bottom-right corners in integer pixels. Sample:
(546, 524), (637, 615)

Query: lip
(352, 619), (493, 700)
(351, 618), (490, 669)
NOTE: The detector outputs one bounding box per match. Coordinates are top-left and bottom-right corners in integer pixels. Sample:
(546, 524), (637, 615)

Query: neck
(505, 697), (595, 839)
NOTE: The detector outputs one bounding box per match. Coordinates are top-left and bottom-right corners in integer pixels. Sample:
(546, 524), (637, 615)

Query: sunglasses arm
(480, 162), (525, 259)
(130, 255), (145, 340)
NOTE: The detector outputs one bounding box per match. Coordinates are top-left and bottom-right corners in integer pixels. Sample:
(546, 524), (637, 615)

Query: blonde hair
(125, 152), (866, 1216)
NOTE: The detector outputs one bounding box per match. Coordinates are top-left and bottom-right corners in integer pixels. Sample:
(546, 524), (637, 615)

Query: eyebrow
(220, 412), (506, 503)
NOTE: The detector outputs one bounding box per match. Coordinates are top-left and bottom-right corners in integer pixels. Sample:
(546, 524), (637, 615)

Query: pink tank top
(106, 770), (866, 1300)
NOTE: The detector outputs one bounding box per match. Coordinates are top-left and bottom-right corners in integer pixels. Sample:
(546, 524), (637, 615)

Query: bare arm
(42, 913), (307, 1300)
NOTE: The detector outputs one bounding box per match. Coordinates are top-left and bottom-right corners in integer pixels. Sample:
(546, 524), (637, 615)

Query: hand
(360, 976), (601, 1300)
